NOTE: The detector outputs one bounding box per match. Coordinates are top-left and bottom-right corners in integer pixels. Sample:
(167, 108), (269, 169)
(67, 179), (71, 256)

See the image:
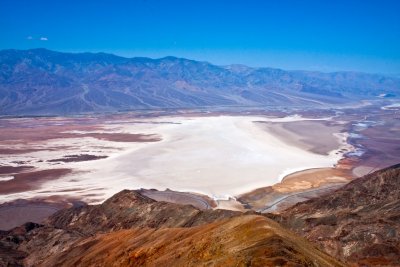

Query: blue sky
(1, 0), (399, 74)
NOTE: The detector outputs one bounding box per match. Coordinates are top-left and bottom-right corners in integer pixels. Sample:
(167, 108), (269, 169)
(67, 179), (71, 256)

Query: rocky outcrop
(1, 190), (341, 266)
(0, 222), (41, 267)
(47, 190), (241, 234)
(276, 164), (400, 266)
(31, 215), (343, 267)
(2, 164), (400, 266)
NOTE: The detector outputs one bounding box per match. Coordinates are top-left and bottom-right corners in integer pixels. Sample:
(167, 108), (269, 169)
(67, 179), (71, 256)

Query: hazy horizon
(3, 47), (400, 76)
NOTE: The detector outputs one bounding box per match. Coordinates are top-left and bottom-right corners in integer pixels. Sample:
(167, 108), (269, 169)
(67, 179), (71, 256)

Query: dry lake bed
(1, 107), (399, 229)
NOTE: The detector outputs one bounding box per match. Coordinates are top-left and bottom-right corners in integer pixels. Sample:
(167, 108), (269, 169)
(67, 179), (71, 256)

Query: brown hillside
(23, 216), (343, 267)
(1, 190), (342, 267)
(276, 164), (400, 266)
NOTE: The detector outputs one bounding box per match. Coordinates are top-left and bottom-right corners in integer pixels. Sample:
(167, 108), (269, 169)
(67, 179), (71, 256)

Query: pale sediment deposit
(0, 115), (350, 204)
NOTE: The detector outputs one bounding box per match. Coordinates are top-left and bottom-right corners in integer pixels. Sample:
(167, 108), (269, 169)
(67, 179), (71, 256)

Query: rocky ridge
(275, 164), (400, 266)
(1, 190), (341, 266)
(1, 165), (399, 266)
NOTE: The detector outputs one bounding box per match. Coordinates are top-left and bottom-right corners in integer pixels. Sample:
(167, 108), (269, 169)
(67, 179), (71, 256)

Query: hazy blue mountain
(0, 48), (399, 115)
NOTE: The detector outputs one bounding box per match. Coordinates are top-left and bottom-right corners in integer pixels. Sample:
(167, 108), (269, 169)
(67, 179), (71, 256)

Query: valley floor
(0, 104), (399, 230)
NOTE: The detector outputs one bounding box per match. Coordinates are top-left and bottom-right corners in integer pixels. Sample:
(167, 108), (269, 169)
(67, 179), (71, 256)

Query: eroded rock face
(2, 164), (399, 266)
(276, 164), (400, 266)
(47, 190), (241, 234)
(0, 222), (41, 267)
(29, 216), (343, 267)
(0, 190), (342, 267)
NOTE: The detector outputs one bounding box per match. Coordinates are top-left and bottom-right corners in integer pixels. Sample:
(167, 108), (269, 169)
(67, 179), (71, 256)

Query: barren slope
(1, 190), (342, 267)
(276, 164), (400, 266)
(38, 215), (343, 267)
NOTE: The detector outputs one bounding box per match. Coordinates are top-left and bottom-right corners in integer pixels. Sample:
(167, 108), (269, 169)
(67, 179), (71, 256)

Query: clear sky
(1, 0), (399, 74)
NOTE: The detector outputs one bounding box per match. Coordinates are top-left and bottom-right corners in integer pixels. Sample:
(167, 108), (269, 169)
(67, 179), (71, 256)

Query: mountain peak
(103, 189), (156, 207)
(0, 48), (399, 115)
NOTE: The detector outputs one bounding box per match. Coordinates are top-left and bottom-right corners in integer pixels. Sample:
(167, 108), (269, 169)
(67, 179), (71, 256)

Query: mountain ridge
(275, 164), (400, 266)
(0, 190), (342, 267)
(1, 48), (399, 115)
(1, 164), (400, 266)
(3, 48), (399, 77)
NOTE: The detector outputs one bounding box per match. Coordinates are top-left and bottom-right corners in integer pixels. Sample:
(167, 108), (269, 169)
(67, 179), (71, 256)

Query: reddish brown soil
(0, 165), (34, 175)
(0, 148), (46, 154)
(82, 132), (161, 142)
(0, 126), (160, 144)
(0, 169), (72, 194)
(0, 117), (161, 147)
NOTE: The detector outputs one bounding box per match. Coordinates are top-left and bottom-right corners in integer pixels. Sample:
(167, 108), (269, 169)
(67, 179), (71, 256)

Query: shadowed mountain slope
(1, 48), (399, 115)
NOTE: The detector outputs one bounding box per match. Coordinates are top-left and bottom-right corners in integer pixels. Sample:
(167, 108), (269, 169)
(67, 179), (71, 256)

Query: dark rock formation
(276, 164), (400, 266)
(0, 190), (341, 266)
(1, 164), (400, 266)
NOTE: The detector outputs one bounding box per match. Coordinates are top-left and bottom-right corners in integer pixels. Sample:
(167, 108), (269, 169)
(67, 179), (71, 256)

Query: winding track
(139, 190), (212, 210)
(257, 184), (344, 213)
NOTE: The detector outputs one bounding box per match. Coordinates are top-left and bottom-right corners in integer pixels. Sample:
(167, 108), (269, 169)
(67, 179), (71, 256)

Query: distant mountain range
(0, 48), (399, 115)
